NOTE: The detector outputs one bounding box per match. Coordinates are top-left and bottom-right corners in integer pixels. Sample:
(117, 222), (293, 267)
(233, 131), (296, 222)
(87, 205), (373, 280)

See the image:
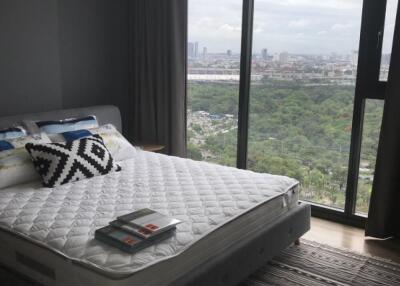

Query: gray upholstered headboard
(0, 105), (122, 132)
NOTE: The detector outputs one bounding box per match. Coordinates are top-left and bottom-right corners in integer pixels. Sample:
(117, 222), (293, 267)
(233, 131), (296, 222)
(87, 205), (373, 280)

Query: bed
(0, 105), (310, 286)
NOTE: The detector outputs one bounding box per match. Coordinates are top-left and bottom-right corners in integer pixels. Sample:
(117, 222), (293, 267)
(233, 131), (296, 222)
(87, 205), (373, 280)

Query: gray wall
(0, 0), (63, 115)
(0, 0), (130, 132)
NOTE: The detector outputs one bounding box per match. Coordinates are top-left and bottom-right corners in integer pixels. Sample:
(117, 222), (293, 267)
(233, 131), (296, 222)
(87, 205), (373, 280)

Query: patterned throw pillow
(48, 124), (138, 162)
(25, 134), (121, 188)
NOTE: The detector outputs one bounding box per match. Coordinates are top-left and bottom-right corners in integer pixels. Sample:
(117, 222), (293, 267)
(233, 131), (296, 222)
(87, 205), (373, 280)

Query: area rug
(240, 239), (400, 286)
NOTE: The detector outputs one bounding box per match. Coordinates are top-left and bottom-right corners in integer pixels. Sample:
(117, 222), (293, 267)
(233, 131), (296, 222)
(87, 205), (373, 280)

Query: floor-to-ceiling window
(187, 0), (394, 225)
(187, 0), (242, 167)
(247, 0), (363, 210)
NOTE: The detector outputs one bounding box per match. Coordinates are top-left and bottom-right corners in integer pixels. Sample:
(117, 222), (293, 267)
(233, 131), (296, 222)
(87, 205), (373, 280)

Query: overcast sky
(189, 0), (397, 55)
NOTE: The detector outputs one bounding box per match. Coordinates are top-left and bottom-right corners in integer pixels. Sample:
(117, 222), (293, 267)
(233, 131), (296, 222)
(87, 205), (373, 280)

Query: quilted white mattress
(0, 150), (298, 280)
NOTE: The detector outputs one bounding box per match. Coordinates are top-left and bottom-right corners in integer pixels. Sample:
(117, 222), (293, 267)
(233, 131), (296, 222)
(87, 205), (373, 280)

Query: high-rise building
(227, 49), (232, 57)
(279, 52), (289, 63)
(194, 42), (199, 58)
(203, 46), (207, 58)
(188, 42), (194, 58)
(262, 48), (268, 60)
(351, 50), (359, 66)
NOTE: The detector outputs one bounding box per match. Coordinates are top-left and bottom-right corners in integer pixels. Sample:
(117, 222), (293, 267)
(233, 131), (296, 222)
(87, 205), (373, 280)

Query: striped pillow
(0, 127), (27, 140)
(35, 115), (98, 134)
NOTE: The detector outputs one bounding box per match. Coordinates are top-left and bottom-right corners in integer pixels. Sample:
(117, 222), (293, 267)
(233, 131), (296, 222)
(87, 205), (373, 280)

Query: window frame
(186, 0), (392, 227)
(234, 0), (389, 226)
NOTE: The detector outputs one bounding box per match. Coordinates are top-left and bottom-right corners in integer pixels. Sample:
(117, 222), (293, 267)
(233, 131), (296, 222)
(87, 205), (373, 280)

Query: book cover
(110, 220), (162, 239)
(117, 208), (181, 235)
(95, 225), (175, 253)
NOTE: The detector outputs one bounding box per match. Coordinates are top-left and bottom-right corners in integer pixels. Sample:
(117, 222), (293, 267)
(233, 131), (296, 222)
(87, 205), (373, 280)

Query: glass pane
(248, 0), (363, 209)
(356, 100), (384, 216)
(380, 0), (398, 81)
(187, 0), (242, 166)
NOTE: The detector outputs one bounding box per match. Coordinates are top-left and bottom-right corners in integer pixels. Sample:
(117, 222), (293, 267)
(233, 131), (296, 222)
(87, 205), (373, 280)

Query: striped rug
(241, 240), (400, 286)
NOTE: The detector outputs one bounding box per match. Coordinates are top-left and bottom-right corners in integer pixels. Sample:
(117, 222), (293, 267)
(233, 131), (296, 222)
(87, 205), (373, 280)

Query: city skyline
(188, 42), (392, 60)
(188, 41), (363, 59)
(188, 0), (397, 55)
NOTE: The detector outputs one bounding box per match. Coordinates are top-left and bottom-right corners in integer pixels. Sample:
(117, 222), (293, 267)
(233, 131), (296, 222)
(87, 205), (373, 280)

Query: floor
(304, 217), (400, 264)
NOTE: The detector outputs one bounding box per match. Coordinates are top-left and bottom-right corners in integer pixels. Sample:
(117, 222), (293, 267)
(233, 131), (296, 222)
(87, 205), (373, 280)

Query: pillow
(49, 124), (137, 162)
(0, 126), (27, 140)
(62, 129), (92, 141)
(0, 140), (14, 151)
(25, 134), (121, 188)
(0, 133), (51, 189)
(35, 115), (98, 134)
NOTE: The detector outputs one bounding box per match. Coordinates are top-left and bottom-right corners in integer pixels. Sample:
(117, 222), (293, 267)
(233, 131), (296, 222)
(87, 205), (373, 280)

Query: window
(187, 0), (392, 226)
(380, 0), (398, 81)
(187, 0), (242, 167)
(356, 100), (384, 215)
(248, 0), (363, 210)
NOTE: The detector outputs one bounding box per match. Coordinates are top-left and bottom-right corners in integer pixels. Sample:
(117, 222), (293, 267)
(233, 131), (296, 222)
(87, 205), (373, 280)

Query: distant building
(202, 46), (207, 58)
(279, 52), (289, 63)
(262, 48), (268, 60)
(188, 42), (194, 58)
(227, 49), (232, 57)
(351, 50), (358, 66)
(272, 53), (280, 62)
(194, 42), (199, 58)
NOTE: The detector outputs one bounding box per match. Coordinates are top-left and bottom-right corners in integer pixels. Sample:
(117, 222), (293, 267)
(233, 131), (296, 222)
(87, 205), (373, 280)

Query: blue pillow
(0, 127), (26, 140)
(0, 140), (14, 151)
(62, 129), (92, 141)
(36, 115), (98, 134)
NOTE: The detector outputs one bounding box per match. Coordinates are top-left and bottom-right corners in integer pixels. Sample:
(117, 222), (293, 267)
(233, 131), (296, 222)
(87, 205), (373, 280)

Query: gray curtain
(128, 0), (187, 157)
(366, 2), (400, 239)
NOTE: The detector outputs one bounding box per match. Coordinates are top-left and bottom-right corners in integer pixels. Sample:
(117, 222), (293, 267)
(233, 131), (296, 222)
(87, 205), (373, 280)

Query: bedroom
(0, 0), (399, 285)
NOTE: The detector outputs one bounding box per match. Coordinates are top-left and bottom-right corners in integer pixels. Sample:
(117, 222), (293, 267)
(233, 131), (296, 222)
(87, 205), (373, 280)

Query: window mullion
(236, 0), (255, 169)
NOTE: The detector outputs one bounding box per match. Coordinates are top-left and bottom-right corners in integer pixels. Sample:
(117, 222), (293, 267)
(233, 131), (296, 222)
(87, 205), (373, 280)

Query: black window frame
(235, 0), (390, 227)
(186, 0), (393, 228)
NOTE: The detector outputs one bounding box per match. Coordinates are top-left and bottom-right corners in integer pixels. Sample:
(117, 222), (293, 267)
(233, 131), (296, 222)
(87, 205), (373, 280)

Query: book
(110, 220), (166, 239)
(95, 225), (175, 253)
(117, 208), (181, 236)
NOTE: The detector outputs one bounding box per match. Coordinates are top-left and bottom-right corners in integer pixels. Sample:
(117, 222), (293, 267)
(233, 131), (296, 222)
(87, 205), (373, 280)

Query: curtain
(128, 0), (187, 157)
(366, 3), (400, 239)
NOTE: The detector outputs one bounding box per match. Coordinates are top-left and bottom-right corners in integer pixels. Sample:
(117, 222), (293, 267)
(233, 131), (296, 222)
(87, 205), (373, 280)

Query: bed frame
(0, 105), (311, 286)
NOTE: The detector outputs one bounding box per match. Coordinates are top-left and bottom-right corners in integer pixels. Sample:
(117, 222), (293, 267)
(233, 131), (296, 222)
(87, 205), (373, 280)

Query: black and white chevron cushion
(25, 134), (121, 187)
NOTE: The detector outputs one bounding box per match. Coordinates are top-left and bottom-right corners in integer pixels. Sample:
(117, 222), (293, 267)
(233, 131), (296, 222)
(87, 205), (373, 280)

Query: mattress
(0, 150), (299, 285)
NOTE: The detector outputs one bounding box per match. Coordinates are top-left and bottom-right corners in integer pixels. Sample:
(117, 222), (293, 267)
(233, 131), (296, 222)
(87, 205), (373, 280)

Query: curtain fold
(128, 0), (187, 157)
(366, 2), (400, 239)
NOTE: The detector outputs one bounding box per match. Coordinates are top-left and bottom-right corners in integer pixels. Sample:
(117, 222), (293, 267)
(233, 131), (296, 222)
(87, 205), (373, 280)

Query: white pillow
(0, 133), (51, 189)
(49, 124), (137, 162)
